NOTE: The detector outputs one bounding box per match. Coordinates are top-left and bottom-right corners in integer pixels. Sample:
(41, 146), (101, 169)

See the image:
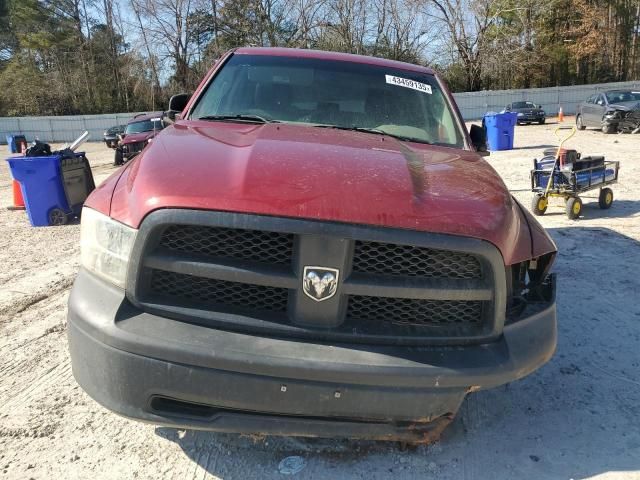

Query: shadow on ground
(511, 143), (556, 151)
(156, 227), (640, 479)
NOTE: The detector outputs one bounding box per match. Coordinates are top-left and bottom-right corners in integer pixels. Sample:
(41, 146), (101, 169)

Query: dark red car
(113, 112), (164, 165)
(69, 48), (557, 443)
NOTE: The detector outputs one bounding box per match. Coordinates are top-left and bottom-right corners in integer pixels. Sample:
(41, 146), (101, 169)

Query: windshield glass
(107, 125), (124, 134)
(125, 119), (163, 134)
(190, 54), (464, 147)
(512, 101), (535, 109)
(605, 91), (640, 103)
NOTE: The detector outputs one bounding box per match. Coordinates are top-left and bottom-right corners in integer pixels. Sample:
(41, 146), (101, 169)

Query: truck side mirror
(167, 93), (191, 120)
(470, 124), (490, 157)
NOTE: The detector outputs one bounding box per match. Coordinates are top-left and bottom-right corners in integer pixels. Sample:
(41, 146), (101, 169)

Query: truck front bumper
(67, 269), (556, 441)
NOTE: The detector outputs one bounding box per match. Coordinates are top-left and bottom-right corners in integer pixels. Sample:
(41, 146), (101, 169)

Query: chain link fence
(2, 80), (639, 143)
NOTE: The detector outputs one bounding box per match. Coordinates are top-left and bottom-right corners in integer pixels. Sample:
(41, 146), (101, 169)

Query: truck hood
(121, 131), (157, 144)
(105, 121), (551, 264)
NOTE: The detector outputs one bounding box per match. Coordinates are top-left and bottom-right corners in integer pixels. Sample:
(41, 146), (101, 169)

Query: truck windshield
(190, 54), (464, 147)
(125, 119), (163, 134)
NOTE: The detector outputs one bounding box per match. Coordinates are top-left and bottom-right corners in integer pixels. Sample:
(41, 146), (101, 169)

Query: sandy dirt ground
(1, 121), (639, 480)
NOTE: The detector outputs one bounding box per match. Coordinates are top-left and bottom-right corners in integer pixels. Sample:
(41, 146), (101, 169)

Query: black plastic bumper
(602, 117), (621, 127)
(67, 269), (557, 440)
(518, 115), (545, 122)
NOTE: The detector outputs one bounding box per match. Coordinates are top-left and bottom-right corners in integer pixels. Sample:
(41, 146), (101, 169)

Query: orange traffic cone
(8, 180), (25, 210)
(558, 106), (564, 123)
(7, 141), (26, 210)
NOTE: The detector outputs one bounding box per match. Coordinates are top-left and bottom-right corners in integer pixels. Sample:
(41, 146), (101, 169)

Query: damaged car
(576, 90), (640, 133)
(614, 101), (640, 134)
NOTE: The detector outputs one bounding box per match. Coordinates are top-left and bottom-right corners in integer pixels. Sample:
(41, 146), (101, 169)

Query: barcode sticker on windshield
(385, 75), (432, 94)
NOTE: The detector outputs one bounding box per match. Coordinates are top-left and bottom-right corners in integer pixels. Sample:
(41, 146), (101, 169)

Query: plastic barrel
(6, 155), (71, 226)
(483, 112), (517, 151)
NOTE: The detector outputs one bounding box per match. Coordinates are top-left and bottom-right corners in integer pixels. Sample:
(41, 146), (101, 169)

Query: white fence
(454, 80), (640, 120)
(2, 80), (640, 143)
(0, 113), (144, 144)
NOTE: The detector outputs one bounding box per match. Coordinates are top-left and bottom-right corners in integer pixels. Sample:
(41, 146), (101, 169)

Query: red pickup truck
(113, 112), (165, 165)
(68, 47), (557, 443)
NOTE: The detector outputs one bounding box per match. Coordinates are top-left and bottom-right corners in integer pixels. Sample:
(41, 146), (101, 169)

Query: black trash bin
(60, 153), (96, 215)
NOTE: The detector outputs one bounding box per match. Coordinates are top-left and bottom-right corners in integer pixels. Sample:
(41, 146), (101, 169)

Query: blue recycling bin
(483, 112), (517, 151)
(5, 135), (27, 154)
(6, 153), (92, 227)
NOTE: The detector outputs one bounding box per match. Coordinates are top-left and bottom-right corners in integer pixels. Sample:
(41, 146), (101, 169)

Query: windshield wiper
(197, 114), (280, 124)
(312, 124), (432, 144)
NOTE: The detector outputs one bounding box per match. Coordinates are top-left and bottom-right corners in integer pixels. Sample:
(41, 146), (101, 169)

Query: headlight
(517, 113), (524, 117)
(80, 208), (138, 288)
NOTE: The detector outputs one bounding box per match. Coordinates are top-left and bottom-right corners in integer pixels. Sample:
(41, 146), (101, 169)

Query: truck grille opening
(123, 141), (146, 154)
(352, 240), (482, 279)
(150, 269), (289, 314)
(347, 296), (483, 326)
(133, 212), (502, 345)
(159, 225), (293, 266)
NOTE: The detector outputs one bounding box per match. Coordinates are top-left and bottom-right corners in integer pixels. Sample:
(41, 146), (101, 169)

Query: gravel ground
(1, 121), (639, 480)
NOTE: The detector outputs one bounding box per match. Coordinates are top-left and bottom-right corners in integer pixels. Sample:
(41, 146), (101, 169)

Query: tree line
(0, 0), (638, 116)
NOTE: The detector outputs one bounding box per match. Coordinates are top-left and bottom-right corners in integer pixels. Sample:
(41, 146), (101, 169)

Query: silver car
(576, 90), (640, 133)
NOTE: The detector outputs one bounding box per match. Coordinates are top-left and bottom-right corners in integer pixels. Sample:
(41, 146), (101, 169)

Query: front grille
(123, 141), (146, 154)
(352, 240), (482, 279)
(150, 269), (288, 313)
(159, 225), (293, 266)
(132, 211), (503, 345)
(348, 296), (482, 326)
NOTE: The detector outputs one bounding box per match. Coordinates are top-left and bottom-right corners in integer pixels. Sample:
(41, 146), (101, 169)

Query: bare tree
(382, 0), (427, 61)
(289, 0), (328, 47)
(422, 0), (506, 90)
(330, 0), (370, 54)
(133, 0), (202, 90)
